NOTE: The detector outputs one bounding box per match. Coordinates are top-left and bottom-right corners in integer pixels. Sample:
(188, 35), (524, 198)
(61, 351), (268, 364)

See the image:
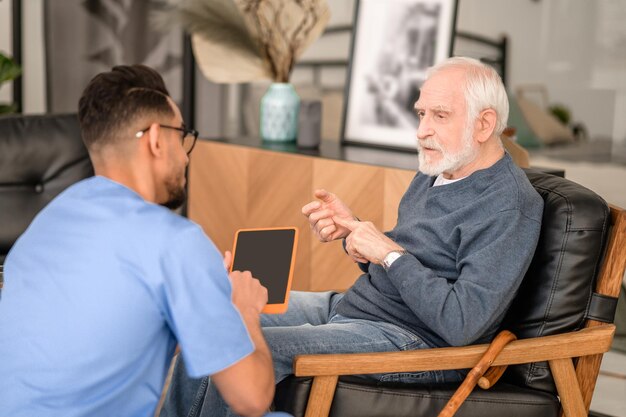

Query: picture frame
(342, 0), (459, 151)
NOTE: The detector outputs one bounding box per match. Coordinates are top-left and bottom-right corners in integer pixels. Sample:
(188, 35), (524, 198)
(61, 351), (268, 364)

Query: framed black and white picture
(342, 0), (458, 150)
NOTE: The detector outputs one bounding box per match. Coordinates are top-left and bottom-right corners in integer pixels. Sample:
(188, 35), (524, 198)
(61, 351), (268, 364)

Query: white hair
(426, 57), (509, 136)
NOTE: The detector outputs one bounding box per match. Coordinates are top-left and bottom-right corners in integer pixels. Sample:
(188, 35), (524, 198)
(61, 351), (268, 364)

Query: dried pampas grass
(159, 0), (330, 83)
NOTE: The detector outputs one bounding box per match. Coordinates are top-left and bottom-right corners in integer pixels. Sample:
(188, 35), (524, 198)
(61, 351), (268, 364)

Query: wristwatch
(382, 250), (407, 271)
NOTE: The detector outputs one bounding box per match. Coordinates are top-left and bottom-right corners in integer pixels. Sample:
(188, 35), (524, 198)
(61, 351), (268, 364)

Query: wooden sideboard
(188, 139), (417, 292)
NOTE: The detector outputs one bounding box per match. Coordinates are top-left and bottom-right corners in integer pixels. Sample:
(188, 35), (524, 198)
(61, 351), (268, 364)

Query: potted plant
(0, 51), (22, 114)
(161, 0), (330, 142)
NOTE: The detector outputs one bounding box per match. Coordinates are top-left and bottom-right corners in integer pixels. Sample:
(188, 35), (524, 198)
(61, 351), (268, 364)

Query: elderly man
(161, 57), (544, 417)
(0, 65), (288, 417)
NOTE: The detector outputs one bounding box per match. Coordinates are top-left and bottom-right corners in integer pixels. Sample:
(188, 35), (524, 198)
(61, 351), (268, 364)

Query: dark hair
(78, 65), (173, 150)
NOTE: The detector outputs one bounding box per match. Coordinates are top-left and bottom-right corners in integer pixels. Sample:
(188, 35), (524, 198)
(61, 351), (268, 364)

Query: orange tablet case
(230, 227), (299, 314)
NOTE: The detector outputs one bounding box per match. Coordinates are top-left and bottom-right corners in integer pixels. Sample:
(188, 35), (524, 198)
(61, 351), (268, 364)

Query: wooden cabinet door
(189, 141), (416, 292)
(309, 158), (385, 291)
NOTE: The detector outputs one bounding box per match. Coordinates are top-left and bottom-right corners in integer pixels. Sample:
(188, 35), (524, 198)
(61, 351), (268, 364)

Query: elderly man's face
(414, 68), (479, 178)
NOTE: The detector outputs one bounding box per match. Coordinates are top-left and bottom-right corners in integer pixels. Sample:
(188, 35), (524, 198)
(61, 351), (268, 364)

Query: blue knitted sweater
(336, 154), (544, 347)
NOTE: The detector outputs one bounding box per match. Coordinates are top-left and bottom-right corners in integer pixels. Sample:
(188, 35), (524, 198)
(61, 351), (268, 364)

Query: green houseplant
(0, 51), (22, 114)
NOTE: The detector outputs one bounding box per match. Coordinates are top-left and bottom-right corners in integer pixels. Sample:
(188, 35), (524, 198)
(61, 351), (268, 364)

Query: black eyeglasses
(135, 124), (199, 155)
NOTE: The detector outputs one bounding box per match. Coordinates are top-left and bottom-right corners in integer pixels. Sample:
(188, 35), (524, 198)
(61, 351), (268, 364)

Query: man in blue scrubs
(0, 65), (283, 417)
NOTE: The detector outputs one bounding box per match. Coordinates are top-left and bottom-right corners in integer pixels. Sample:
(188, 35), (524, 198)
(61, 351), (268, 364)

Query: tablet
(230, 227), (298, 314)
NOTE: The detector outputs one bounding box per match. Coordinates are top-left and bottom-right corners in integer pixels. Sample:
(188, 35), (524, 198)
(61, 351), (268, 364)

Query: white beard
(416, 128), (479, 177)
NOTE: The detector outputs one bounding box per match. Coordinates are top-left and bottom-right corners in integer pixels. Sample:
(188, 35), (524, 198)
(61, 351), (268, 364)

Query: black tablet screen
(231, 229), (297, 304)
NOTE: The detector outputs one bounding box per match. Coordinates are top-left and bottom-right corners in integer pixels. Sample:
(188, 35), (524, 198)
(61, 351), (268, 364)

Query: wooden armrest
(293, 325), (615, 377)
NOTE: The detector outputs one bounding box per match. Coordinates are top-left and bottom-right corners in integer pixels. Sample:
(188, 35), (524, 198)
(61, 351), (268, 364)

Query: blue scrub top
(0, 176), (254, 417)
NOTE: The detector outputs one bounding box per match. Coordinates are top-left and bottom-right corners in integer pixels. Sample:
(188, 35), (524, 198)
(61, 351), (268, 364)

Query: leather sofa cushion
(0, 113), (93, 258)
(501, 170), (609, 392)
(274, 376), (559, 417)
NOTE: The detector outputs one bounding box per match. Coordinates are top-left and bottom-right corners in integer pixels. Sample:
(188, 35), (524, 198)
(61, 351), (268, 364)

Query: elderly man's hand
(302, 189), (355, 242)
(334, 217), (405, 265)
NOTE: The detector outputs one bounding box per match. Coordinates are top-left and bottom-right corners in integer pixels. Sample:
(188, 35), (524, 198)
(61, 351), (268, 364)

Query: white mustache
(417, 138), (443, 152)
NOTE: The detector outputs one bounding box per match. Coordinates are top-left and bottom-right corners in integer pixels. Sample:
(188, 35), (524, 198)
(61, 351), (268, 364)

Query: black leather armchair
(0, 113), (93, 272)
(274, 170), (626, 417)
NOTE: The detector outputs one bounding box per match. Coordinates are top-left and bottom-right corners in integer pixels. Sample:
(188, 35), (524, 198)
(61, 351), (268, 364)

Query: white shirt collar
(433, 174), (468, 187)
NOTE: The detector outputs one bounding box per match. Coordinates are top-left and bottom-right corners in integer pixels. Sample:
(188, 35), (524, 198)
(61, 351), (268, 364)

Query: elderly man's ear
(475, 108), (498, 143)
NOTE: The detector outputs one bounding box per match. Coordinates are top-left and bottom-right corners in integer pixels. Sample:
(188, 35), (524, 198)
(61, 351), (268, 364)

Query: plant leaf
(235, 0), (330, 81)
(0, 53), (22, 84)
(178, 0), (262, 61)
(291, 1), (331, 61)
(161, 0), (272, 82)
(0, 103), (18, 114)
(158, 0), (331, 82)
(192, 33), (273, 83)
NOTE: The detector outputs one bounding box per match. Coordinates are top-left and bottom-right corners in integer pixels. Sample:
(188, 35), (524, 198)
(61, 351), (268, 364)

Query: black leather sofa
(0, 113), (93, 271)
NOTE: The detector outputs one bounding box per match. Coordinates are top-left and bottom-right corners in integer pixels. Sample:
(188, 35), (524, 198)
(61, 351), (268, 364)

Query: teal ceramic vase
(260, 83), (300, 142)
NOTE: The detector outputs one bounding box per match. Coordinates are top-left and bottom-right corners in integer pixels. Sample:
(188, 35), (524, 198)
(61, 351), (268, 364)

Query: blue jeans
(159, 291), (464, 417)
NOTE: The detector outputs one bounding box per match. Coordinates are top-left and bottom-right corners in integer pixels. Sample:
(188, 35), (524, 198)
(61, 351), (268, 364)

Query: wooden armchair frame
(291, 204), (626, 417)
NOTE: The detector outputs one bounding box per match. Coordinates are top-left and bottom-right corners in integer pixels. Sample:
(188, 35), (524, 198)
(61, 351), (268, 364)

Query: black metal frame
(294, 25), (352, 87)
(455, 30), (508, 87)
(11, 0), (23, 113)
(180, 34), (196, 218)
(182, 33), (196, 130)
